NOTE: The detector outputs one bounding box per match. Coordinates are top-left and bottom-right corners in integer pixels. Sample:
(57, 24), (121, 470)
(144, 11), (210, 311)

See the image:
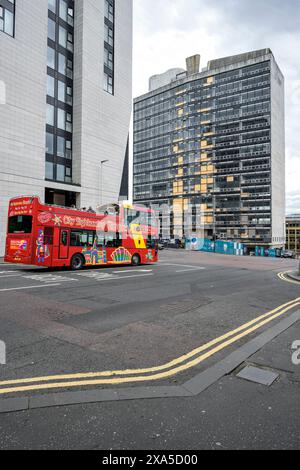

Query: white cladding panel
(0, 0), (133, 255)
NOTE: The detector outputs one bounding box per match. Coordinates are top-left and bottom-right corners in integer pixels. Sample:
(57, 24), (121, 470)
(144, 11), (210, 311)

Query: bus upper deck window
(8, 216), (32, 234)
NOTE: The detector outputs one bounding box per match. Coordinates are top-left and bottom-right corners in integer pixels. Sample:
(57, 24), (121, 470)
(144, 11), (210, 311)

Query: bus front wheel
(132, 254), (141, 266)
(71, 254), (85, 271)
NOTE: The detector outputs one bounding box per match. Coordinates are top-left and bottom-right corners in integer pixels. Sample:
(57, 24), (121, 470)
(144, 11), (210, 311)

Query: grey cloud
(208, 0), (300, 33)
(287, 190), (300, 214)
(135, 0), (300, 35)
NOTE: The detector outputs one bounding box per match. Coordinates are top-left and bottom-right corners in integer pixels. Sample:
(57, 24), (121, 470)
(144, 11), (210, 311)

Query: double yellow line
(278, 271), (300, 286)
(0, 298), (299, 396)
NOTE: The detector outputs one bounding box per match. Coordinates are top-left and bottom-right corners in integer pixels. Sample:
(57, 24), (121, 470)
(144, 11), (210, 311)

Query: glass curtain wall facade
(46, 0), (74, 184)
(134, 60), (274, 245)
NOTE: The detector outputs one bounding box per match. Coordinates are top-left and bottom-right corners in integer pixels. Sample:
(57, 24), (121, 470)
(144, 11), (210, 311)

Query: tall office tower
(133, 49), (286, 249)
(0, 0), (132, 255)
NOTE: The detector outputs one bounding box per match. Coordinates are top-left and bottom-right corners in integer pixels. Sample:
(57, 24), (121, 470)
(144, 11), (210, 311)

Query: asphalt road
(0, 250), (299, 449)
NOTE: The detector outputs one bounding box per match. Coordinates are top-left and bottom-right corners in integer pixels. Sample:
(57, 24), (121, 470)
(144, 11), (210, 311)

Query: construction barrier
(185, 238), (244, 256)
(255, 246), (281, 258)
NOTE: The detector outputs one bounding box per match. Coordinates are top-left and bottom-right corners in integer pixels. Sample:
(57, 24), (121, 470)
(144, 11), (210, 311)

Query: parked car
(158, 241), (165, 251)
(281, 250), (295, 259)
(160, 239), (181, 249)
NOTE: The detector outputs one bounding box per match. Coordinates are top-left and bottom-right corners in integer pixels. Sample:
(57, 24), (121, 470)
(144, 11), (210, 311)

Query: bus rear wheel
(132, 254), (141, 266)
(71, 254), (85, 271)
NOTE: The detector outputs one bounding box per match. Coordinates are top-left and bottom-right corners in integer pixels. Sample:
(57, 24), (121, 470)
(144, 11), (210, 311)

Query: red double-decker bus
(5, 196), (158, 270)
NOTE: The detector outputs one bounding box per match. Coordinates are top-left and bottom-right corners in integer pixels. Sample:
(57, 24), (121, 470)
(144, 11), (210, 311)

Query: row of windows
(48, 0), (74, 25)
(46, 0), (74, 185)
(47, 75), (73, 105)
(134, 63), (271, 112)
(103, 0), (115, 95)
(46, 103), (72, 132)
(47, 45), (73, 78)
(66, 230), (123, 248)
(48, 16), (74, 51)
(46, 161), (72, 183)
(46, 132), (72, 159)
(135, 120), (270, 145)
(134, 93), (270, 123)
(59, 230), (157, 250)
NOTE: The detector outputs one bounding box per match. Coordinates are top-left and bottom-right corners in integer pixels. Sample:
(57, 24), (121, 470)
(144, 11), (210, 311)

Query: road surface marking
(159, 263), (206, 273)
(113, 269), (153, 274)
(76, 272), (153, 282)
(175, 270), (204, 273)
(0, 284), (61, 292)
(0, 275), (22, 278)
(23, 275), (78, 283)
(0, 298), (299, 395)
(0, 301), (299, 395)
(0, 271), (21, 274)
(0, 271), (154, 291)
(160, 263), (205, 269)
(278, 272), (300, 286)
(114, 273), (153, 279)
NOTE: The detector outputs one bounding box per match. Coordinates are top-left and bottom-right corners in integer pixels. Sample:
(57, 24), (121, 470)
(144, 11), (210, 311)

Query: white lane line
(175, 268), (205, 273)
(80, 273), (154, 282)
(23, 275), (78, 283)
(159, 263), (206, 273)
(0, 284), (61, 292)
(0, 274), (22, 278)
(75, 273), (154, 282)
(116, 273), (154, 280)
(0, 272), (154, 291)
(0, 271), (22, 274)
(75, 273), (115, 278)
(113, 269), (153, 274)
(159, 263), (205, 269)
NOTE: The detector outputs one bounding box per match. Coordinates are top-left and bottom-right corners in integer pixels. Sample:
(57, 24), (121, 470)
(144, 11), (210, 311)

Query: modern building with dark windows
(0, 0), (132, 255)
(286, 215), (300, 256)
(133, 49), (286, 249)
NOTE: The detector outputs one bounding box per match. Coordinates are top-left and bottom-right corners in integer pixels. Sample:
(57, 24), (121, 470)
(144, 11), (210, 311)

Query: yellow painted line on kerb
(0, 298), (299, 395)
(278, 272), (300, 286)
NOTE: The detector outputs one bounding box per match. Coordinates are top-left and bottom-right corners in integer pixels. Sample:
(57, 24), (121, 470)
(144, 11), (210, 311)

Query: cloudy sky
(133, 0), (300, 214)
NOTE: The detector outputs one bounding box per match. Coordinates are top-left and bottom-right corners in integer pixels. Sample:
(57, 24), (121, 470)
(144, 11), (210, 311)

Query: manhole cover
(237, 366), (279, 386)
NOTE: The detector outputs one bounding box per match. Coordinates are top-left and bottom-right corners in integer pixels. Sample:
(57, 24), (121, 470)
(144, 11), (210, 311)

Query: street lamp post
(100, 160), (109, 206)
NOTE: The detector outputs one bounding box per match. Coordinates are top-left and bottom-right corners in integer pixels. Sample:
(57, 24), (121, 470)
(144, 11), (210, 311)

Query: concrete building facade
(133, 49), (285, 249)
(0, 0), (132, 255)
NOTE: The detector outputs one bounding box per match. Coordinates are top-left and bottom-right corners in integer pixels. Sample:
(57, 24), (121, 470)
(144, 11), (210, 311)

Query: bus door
(59, 229), (69, 259)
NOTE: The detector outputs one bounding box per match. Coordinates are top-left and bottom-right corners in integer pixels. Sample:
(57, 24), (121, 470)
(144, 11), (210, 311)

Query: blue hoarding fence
(255, 246), (280, 258)
(185, 238), (244, 256)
